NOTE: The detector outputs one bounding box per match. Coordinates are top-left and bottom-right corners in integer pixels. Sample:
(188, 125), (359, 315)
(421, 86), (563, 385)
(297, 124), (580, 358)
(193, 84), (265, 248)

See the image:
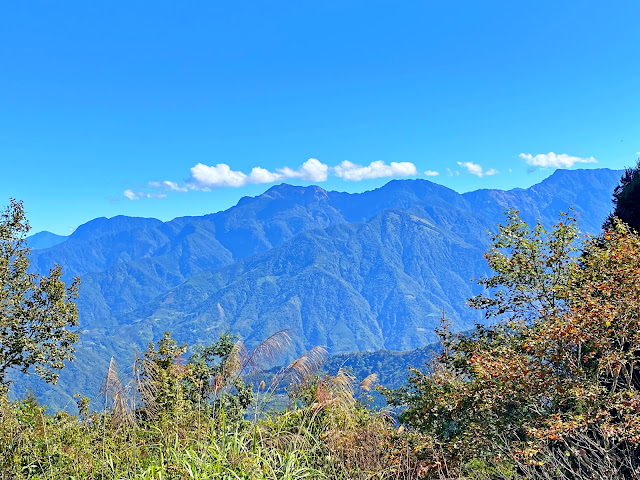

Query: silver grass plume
(221, 340), (246, 382)
(359, 373), (378, 391)
(104, 357), (133, 428)
(245, 329), (293, 375)
(284, 346), (328, 387)
(134, 353), (160, 419)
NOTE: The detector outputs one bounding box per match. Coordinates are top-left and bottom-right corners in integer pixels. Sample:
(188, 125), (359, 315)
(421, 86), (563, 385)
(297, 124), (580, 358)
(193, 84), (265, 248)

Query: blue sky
(1, 1), (638, 235)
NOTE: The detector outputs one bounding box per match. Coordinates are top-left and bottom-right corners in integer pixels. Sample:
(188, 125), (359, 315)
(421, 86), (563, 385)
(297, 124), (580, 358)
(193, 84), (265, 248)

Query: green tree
(188, 333), (254, 423)
(0, 199), (80, 388)
(137, 331), (189, 420)
(605, 157), (640, 231)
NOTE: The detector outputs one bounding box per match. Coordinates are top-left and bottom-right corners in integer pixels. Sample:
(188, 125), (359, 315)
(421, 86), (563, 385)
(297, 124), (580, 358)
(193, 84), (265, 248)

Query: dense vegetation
(3, 165), (640, 478)
(1, 330), (419, 479)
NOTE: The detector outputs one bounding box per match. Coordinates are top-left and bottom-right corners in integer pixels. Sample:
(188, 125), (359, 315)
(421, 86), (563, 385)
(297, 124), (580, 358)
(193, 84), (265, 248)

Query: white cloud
(149, 180), (189, 192)
(190, 163), (249, 189)
(123, 189), (166, 200)
(247, 167), (283, 184)
(518, 152), (597, 169)
(188, 158), (329, 190)
(123, 189), (138, 200)
(457, 161), (499, 178)
(333, 160), (418, 181)
(161, 180), (188, 192)
(277, 158), (329, 182)
(133, 157), (424, 198)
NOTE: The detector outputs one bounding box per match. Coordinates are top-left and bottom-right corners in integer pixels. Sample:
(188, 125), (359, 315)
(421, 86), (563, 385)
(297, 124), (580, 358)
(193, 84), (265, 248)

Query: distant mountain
(462, 168), (619, 231)
(26, 231), (68, 250)
(16, 168), (623, 410)
(122, 203), (491, 355)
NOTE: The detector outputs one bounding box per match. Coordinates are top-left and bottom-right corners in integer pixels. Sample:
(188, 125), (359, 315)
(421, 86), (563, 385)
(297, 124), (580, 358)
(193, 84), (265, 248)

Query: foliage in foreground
(0, 199), (79, 388)
(387, 211), (640, 479)
(0, 331), (419, 479)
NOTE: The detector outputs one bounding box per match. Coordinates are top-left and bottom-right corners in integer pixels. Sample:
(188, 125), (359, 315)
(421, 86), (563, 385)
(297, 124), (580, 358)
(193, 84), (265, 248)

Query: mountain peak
(533, 167), (621, 194)
(258, 183), (330, 202)
(70, 215), (163, 242)
(26, 231), (68, 250)
(263, 183), (325, 195)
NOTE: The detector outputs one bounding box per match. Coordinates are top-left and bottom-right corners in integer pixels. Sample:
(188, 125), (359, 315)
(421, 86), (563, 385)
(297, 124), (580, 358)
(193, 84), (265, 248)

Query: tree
(387, 211), (640, 478)
(136, 332), (255, 423)
(0, 199), (79, 388)
(135, 331), (189, 420)
(468, 208), (581, 324)
(605, 157), (640, 232)
(187, 332), (254, 422)
(134, 330), (294, 425)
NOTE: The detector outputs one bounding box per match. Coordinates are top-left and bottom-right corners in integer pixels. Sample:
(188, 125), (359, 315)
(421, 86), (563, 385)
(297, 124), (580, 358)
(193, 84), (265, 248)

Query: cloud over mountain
(124, 158), (422, 199)
(457, 161), (499, 177)
(188, 158), (329, 189)
(333, 160), (417, 181)
(276, 158), (329, 183)
(123, 189), (166, 200)
(519, 152), (597, 169)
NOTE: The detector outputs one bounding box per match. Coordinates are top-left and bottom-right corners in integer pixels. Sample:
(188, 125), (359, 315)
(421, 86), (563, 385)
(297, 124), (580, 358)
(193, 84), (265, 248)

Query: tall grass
(0, 336), (418, 480)
(0, 387), (417, 479)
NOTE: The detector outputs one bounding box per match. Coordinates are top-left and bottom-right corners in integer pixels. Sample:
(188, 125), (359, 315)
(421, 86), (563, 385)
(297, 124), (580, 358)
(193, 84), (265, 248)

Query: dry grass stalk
(221, 340), (246, 381)
(134, 354), (160, 419)
(104, 357), (133, 428)
(221, 330), (293, 398)
(500, 427), (640, 480)
(283, 346), (328, 387)
(359, 373), (378, 391)
(245, 329), (293, 374)
(319, 368), (356, 408)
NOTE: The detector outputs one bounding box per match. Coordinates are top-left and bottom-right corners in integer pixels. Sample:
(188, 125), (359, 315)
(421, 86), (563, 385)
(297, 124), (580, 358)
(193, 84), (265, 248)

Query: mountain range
(18, 168), (622, 410)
